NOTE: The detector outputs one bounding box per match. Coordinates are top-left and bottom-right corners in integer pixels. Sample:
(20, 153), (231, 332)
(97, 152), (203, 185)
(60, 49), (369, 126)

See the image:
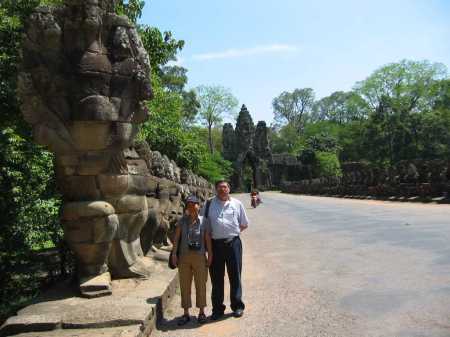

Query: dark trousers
(209, 236), (245, 313)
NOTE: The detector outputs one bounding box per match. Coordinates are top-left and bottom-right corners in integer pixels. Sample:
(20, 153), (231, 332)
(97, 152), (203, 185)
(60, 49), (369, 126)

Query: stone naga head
(19, 0), (152, 156)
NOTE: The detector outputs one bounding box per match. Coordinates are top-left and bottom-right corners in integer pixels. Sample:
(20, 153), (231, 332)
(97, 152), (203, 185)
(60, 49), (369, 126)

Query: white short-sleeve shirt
(201, 196), (249, 239)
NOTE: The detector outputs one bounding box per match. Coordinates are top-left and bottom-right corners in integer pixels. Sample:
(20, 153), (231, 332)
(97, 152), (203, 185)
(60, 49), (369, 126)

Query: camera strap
(204, 198), (212, 219)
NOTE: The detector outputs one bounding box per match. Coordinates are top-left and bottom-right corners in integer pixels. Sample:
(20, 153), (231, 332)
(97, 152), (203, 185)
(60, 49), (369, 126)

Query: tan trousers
(178, 251), (208, 309)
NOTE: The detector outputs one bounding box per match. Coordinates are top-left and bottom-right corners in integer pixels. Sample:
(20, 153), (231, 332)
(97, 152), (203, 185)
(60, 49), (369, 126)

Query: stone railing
(281, 160), (450, 201)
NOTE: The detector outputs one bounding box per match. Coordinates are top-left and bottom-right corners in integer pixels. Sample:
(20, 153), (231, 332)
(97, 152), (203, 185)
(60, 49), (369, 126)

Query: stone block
(105, 13), (133, 29)
(109, 123), (139, 148)
(68, 242), (111, 273)
(74, 95), (119, 121)
(145, 197), (159, 210)
(76, 74), (111, 98)
(11, 326), (141, 337)
(78, 51), (112, 74)
(108, 240), (146, 278)
(127, 159), (149, 175)
(123, 148), (140, 159)
(146, 176), (161, 194)
(62, 218), (95, 244)
(55, 154), (79, 167)
(61, 201), (115, 221)
(95, 215), (119, 244)
(64, 214), (118, 244)
(70, 122), (111, 151)
(116, 210), (149, 241)
(0, 314), (61, 337)
(97, 174), (128, 198)
(115, 195), (147, 214)
(77, 152), (111, 175)
(1, 272), (179, 336)
(58, 175), (100, 201)
(33, 124), (74, 154)
(131, 102), (148, 123)
(118, 98), (136, 121)
(120, 238), (144, 266)
(127, 175), (146, 195)
(79, 272), (112, 298)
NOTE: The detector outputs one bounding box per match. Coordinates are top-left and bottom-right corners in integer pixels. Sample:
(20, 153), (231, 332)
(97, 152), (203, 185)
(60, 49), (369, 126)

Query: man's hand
(171, 253), (178, 267)
(240, 224), (248, 232)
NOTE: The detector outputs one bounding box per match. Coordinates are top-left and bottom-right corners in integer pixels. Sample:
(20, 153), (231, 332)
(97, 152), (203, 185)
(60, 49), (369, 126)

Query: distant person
(250, 190), (262, 207)
(171, 195), (213, 325)
(201, 180), (249, 320)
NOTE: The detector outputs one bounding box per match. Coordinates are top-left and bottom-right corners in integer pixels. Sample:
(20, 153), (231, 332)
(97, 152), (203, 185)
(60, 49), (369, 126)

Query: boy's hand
(207, 254), (213, 267)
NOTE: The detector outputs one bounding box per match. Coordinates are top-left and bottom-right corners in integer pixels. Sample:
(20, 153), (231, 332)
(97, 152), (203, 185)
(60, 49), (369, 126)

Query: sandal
(177, 314), (190, 326)
(197, 312), (207, 324)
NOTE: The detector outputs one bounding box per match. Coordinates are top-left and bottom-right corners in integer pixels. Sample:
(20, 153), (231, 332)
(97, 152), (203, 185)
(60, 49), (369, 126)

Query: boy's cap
(185, 195), (200, 204)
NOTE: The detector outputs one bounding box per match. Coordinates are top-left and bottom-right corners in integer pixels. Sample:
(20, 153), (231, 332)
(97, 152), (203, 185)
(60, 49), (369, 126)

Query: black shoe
(233, 309), (244, 318)
(210, 312), (224, 321)
(197, 313), (207, 324)
(177, 314), (190, 326)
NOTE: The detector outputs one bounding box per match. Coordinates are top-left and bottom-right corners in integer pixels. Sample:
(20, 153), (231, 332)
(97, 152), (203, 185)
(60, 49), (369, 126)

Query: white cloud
(192, 44), (300, 61)
(166, 56), (185, 67)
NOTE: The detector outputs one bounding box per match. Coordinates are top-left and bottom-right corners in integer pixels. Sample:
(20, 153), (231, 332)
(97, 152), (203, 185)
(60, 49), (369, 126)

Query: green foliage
(314, 152), (342, 178)
(181, 89), (201, 126)
(269, 123), (303, 155)
(139, 73), (186, 159)
(272, 88), (315, 132)
(190, 126), (223, 153)
(198, 152), (233, 183)
(116, 0), (145, 24)
(0, 127), (61, 320)
(355, 59), (447, 113)
(139, 26), (185, 73)
(272, 59), (450, 175)
(312, 91), (369, 123)
(139, 74), (231, 182)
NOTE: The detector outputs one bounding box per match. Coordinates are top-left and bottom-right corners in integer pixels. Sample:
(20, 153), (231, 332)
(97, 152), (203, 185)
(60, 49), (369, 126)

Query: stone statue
(18, 0), (153, 297)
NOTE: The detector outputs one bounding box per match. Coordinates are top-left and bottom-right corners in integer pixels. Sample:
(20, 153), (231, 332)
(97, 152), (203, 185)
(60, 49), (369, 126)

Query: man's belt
(213, 236), (238, 244)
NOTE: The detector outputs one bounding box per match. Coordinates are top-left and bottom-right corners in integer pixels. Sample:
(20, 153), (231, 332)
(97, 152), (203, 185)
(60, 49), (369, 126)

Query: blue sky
(140, 0), (450, 125)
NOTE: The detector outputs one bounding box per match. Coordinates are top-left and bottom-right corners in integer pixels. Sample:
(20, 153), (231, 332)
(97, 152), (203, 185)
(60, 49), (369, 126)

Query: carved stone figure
(19, 0), (154, 297)
(19, 0), (214, 298)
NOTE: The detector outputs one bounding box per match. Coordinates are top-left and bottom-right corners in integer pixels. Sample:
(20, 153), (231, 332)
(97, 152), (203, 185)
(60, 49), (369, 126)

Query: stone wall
(270, 154), (305, 187)
(281, 160), (450, 201)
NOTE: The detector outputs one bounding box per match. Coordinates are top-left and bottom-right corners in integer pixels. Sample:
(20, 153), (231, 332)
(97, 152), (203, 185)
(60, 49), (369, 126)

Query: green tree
(355, 59), (447, 114)
(312, 91), (368, 123)
(269, 123), (303, 155)
(315, 152), (342, 178)
(181, 89), (201, 126)
(272, 88), (315, 132)
(0, 0), (63, 319)
(139, 26), (185, 73)
(115, 0), (144, 24)
(195, 85), (238, 154)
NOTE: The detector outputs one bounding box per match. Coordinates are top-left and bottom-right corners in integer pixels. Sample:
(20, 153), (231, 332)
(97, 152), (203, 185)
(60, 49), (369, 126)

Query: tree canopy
(195, 85), (239, 153)
(271, 59), (450, 171)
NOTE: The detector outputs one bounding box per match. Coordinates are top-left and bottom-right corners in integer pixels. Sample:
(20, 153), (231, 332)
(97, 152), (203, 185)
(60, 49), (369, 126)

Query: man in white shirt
(201, 180), (249, 320)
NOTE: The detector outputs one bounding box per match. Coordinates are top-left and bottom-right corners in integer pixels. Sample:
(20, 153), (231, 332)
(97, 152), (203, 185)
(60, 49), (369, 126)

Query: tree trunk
(208, 124), (214, 154)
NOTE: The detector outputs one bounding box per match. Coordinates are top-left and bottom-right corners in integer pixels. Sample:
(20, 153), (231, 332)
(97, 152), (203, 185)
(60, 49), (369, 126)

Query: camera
(188, 241), (201, 251)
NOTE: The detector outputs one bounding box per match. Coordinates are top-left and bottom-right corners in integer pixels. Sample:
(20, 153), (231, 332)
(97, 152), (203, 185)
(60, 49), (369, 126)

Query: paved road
(152, 192), (450, 337)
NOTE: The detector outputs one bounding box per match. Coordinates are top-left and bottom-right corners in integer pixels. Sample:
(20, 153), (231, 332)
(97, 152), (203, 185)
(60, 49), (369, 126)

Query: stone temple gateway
(18, 0), (213, 298)
(223, 105), (272, 191)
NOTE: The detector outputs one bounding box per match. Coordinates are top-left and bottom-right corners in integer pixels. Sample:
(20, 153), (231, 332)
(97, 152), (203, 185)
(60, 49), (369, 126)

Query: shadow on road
(156, 313), (234, 332)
